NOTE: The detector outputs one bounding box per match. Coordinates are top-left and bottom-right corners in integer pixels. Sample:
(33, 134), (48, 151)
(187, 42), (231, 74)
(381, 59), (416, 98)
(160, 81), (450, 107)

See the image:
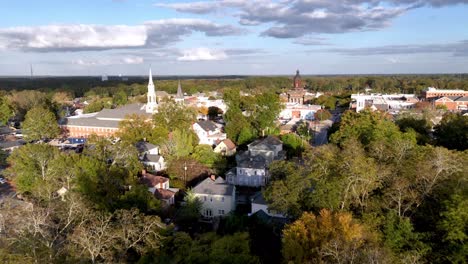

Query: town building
(226, 136), (285, 187)
(286, 70), (306, 104)
(192, 175), (236, 218)
(140, 170), (177, 206)
(350, 94), (418, 112)
(214, 138), (236, 156)
(136, 141), (166, 172)
(192, 120), (227, 145)
(422, 87), (468, 100)
(433, 96), (468, 111)
(279, 104), (322, 120)
(61, 69), (157, 138)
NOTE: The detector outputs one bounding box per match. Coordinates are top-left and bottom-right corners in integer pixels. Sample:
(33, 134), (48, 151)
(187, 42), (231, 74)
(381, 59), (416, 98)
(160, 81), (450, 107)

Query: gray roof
(251, 192), (267, 205)
(193, 177), (234, 196)
(455, 96), (468, 102)
(95, 103), (149, 120)
(196, 120), (218, 132)
(237, 155), (266, 169)
(248, 136), (282, 150)
(142, 154), (162, 163)
(62, 117), (120, 128)
(0, 139), (26, 149)
(136, 141), (157, 153)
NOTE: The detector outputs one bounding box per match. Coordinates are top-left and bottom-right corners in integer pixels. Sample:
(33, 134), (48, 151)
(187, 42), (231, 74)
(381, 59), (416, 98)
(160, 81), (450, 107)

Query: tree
(314, 109), (332, 121)
(153, 100), (197, 133)
(263, 161), (309, 217)
(330, 109), (413, 147)
(113, 88), (128, 106)
(282, 209), (376, 264)
(116, 114), (167, 145)
(280, 133), (306, 158)
(160, 129), (197, 159)
(395, 116), (432, 145)
(0, 96), (14, 125)
(176, 189), (202, 227)
(210, 232), (260, 264)
(6, 143), (61, 200)
(22, 107), (60, 141)
(434, 112), (468, 151)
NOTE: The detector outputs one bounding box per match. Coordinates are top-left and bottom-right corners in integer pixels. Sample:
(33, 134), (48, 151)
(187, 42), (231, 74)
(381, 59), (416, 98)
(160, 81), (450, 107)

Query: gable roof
(192, 177), (234, 196)
(196, 120), (218, 132)
(219, 138), (236, 150)
(142, 154), (162, 163)
(140, 172), (168, 187)
(248, 136), (282, 150)
(135, 141), (158, 153)
(155, 188), (176, 200)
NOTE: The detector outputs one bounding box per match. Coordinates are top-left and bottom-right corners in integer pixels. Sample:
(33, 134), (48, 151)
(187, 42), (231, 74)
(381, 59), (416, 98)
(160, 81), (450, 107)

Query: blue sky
(0, 0), (467, 75)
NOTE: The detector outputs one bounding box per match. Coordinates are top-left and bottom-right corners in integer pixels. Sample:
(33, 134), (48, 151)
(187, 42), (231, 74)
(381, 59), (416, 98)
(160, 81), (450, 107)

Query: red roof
(155, 188), (175, 200)
(221, 138), (236, 150)
(140, 172), (168, 188)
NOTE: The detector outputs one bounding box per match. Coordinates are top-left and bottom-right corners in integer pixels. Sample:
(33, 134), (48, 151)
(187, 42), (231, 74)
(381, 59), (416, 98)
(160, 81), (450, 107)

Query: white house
(350, 94), (418, 113)
(136, 141), (166, 172)
(140, 170), (177, 206)
(226, 136), (285, 187)
(192, 120), (226, 145)
(250, 192), (287, 218)
(192, 176), (236, 218)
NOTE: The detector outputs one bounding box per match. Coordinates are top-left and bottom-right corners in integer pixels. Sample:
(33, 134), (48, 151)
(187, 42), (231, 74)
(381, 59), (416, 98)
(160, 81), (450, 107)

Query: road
(311, 113), (340, 146)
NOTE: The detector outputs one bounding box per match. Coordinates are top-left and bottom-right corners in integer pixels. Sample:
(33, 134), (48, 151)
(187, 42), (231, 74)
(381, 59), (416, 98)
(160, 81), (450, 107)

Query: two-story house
(192, 175), (236, 218)
(192, 120), (226, 146)
(226, 136), (285, 187)
(140, 170), (178, 206)
(136, 141), (166, 172)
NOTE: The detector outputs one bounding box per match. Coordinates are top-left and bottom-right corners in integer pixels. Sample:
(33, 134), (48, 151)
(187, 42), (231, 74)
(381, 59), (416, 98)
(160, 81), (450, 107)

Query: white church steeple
(146, 68), (158, 113)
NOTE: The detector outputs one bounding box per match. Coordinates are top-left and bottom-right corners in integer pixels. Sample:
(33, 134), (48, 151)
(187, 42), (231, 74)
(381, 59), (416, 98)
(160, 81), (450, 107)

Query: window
(221, 197), (225, 202)
(218, 210), (225, 215)
(203, 196), (207, 202)
(210, 197), (213, 202)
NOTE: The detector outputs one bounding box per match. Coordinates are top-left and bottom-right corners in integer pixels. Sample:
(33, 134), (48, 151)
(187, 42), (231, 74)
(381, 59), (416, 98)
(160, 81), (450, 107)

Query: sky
(0, 0), (467, 76)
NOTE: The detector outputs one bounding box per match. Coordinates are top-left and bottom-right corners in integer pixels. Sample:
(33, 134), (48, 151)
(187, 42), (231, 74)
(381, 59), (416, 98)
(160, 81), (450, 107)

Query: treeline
(1, 74), (467, 99)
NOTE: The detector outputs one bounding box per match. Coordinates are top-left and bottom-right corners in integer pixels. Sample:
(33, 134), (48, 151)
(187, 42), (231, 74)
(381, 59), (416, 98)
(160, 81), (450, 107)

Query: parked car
(0, 177), (6, 184)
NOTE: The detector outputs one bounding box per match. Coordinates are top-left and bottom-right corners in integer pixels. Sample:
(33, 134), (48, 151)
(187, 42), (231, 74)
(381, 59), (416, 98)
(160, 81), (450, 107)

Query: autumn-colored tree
(283, 209), (373, 264)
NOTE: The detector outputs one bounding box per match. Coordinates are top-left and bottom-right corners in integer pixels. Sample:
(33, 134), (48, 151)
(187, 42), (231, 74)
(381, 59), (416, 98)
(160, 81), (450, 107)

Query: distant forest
(0, 74), (467, 98)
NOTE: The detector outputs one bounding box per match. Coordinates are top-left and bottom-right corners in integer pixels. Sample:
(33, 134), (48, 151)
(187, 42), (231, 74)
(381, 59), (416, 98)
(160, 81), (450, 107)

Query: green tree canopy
(22, 106), (60, 141)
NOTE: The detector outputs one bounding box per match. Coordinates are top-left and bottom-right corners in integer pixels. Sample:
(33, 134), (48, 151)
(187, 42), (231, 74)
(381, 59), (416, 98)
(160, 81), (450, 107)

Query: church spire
(146, 68), (157, 113)
(175, 80), (184, 104)
(177, 80), (183, 98)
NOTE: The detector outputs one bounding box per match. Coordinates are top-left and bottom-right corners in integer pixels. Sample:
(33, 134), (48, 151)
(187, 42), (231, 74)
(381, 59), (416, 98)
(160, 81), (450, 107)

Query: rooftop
(192, 176), (234, 196)
(140, 172), (168, 188)
(195, 120), (219, 132)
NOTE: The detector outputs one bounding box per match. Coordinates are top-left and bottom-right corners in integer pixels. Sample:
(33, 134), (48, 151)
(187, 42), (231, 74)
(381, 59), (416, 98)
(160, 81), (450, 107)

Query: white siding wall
(194, 193), (235, 218)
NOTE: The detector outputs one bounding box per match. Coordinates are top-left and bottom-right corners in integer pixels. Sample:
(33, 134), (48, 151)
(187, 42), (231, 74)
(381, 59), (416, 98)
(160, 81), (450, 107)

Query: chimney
(210, 175), (216, 181)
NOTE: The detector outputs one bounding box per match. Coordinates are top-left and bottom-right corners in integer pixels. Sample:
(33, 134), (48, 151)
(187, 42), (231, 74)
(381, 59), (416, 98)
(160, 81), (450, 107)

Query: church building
(61, 69), (159, 138)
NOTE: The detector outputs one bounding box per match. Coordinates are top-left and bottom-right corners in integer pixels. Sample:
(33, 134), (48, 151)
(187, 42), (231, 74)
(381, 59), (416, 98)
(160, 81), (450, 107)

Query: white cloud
(0, 19), (242, 52)
(177, 48), (228, 61)
(72, 56), (144, 66)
